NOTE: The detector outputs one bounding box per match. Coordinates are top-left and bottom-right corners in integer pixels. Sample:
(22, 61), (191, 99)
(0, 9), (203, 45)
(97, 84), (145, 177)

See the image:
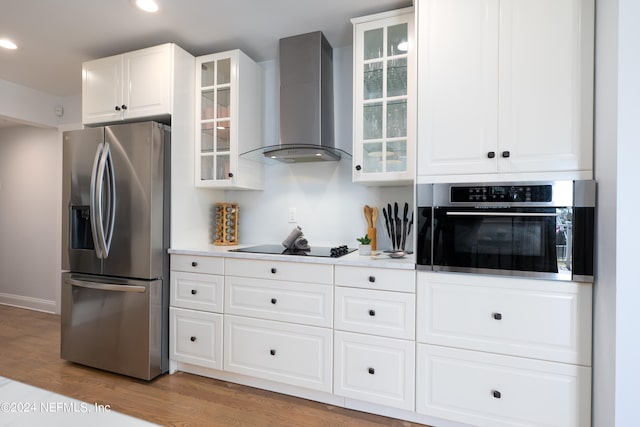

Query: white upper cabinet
(195, 50), (263, 190)
(83, 43), (174, 124)
(352, 8), (416, 186)
(417, 0), (594, 183)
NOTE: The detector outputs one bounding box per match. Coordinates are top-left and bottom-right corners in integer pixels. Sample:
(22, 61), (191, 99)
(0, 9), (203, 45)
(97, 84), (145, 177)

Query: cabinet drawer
(224, 315), (332, 392)
(225, 258), (333, 284)
(334, 265), (415, 293)
(225, 277), (332, 327)
(171, 271), (224, 312)
(416, 344), (591, 427)
(170, 307), (223, 370)
(171, 254), (224, 275)
(335, 287), (415, 339)
(417, 272), (592, 365)
(334, 331), (415, 411)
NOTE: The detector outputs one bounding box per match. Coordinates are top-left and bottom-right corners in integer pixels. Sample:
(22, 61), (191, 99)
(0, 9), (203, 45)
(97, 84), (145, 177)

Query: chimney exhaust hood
(244, 31), (350, 164)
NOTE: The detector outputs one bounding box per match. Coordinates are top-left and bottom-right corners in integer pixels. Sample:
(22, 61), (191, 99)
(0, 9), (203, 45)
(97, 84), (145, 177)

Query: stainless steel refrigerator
(60, 121), (170, 380)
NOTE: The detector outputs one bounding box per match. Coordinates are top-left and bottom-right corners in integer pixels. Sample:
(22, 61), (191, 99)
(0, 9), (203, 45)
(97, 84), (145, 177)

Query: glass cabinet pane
(217, 58), (231, 85)
(217, 88), (230, 118)
(201, 61), (215, 87)
(387, 140), (408, 172)
(201, 90), (215, 120)
(200, 156), (214, 181)
(364, 28), (383, 60)
(216, 120), (231, 151)
(201, 123), (214, 153)
(364, 62), (383, 100)
(363, 103), (383, 140)
(387, 58), (407, 97)
(363, 142), (383, 173)
(387, 23), (408, 56)
(387, 100), (407, 138)
(216, 155), (230, 180)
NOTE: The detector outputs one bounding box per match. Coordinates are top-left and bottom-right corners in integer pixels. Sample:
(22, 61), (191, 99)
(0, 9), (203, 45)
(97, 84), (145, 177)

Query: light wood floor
(0, 305), (428, 427)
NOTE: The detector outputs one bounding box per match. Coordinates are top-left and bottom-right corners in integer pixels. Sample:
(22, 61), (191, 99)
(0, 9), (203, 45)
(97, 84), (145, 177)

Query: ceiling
(0, 0), (412, 99)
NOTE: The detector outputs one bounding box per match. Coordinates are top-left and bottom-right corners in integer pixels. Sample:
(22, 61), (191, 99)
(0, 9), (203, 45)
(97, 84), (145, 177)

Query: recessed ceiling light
(0, 39), (18, 50)
(132, 0), (159, 13)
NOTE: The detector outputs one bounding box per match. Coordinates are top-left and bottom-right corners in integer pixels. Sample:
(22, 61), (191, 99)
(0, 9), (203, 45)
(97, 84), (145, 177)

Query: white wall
(593, 0), (640, 425)
(0, 126), (61, 313)
(171, 45), (414, 251)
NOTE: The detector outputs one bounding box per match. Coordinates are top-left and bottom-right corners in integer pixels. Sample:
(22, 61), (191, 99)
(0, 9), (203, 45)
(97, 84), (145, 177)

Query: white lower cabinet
(334, 331), (415, 411)
(224, 315), (333, 393)
(334, 286), (415, 339)
(225, 276), (333, 327)
(416, 344), (591, 427)
(170, 307), (223, 370)
(417, 272), (592, 365)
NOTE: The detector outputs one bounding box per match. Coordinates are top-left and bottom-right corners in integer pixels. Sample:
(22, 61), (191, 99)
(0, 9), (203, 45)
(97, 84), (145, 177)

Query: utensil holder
(214, 202), (238, 245)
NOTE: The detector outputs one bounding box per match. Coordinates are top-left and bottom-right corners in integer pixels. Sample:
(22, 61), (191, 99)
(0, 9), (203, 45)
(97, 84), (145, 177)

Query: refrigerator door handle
(68, 278), (146, 293)
(102, 143), (116, 258)
(89, 143), (105, 259)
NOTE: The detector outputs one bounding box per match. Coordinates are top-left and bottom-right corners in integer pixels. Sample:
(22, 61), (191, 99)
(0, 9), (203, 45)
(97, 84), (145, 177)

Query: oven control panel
(451, 185), (553, 203)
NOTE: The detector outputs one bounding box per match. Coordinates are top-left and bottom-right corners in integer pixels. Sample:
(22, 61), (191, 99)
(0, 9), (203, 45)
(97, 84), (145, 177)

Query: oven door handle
(68, 278), (146, 293)
(445, 212), (559, 217)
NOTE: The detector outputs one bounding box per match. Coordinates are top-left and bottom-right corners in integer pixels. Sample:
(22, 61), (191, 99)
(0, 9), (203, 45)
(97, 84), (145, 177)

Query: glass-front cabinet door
(197, 55), (233, 184)
(352, 8), (415, 185)
(195, 50), (264, 190)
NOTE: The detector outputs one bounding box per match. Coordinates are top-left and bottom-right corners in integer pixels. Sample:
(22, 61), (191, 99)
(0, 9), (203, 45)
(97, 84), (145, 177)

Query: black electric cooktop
(229, 244), (356, 258)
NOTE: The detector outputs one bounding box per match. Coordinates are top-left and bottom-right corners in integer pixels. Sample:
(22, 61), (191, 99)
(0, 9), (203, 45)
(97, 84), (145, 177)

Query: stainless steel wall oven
(416, 181), (595, 282)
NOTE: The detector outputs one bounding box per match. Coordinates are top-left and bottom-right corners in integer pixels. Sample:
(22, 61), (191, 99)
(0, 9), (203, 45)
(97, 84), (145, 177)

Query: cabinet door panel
(170, 308), (223, 370)
(335, 287), (415, 339)
(224, 315), (332, 392)
(498, 0), (593, 174)
(82, 55), (123, 124)
(123, 44), (171, 118)
(225, 276), (333, 327)
(417, 0), (499, 176)
(416, 344), (591, 427)
(334, 331), (415, 410)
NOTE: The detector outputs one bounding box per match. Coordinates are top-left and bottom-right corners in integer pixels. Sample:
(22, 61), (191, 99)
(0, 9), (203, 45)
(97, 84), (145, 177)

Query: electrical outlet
(288, 207), (297, 223)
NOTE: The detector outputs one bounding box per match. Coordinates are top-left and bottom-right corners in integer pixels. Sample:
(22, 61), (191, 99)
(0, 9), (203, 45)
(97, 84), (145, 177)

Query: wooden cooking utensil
(369, 207), (378, 250)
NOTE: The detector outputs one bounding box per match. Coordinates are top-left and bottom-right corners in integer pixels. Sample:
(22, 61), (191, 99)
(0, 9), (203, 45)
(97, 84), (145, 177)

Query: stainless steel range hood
(255, 31), (349, 163)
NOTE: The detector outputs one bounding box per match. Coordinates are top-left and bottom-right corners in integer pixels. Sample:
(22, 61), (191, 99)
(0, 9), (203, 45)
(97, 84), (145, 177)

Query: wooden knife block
(367, 227), (377, 251)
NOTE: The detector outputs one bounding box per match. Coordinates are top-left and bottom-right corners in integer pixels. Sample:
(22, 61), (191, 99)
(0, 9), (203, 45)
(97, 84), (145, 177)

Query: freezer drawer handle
(68, 278), (146, 293)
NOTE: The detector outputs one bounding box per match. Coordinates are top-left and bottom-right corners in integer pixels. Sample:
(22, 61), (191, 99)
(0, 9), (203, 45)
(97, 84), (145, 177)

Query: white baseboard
(0, 293), (57, 314)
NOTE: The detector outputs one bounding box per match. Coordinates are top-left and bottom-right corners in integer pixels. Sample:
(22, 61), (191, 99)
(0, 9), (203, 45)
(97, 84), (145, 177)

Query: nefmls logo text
(40, 402), (111, 413)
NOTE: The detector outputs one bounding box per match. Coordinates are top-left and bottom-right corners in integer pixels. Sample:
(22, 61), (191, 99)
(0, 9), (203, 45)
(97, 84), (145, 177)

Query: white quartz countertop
(169, 244), (416, 270)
